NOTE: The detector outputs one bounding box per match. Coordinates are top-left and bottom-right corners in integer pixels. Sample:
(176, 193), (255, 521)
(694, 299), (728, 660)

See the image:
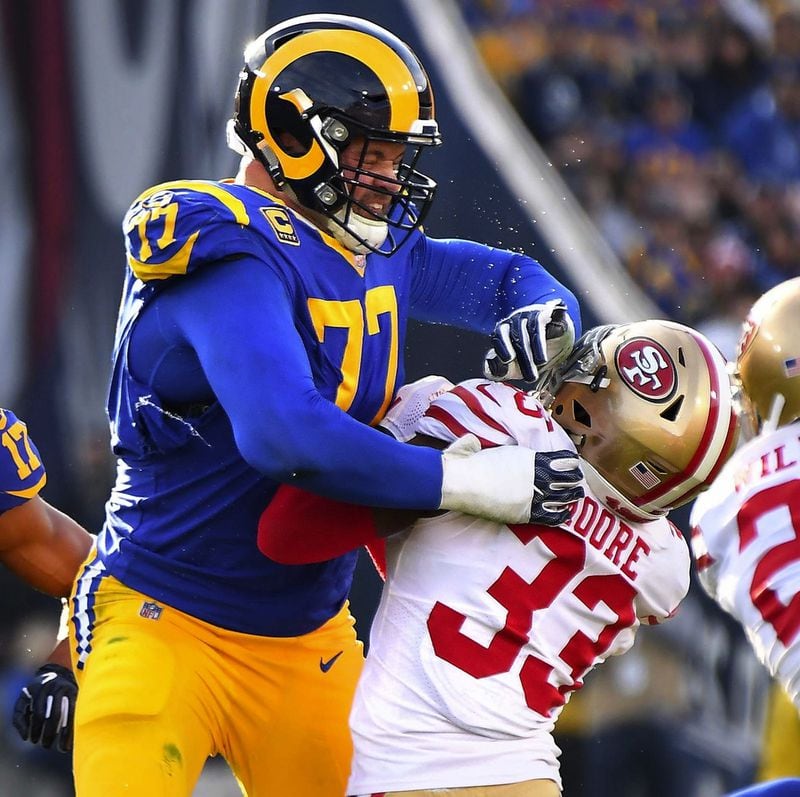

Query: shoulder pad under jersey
(0, 409), (46, 514)
(122, 180), (267, 282)
(418, 379), (567, 450)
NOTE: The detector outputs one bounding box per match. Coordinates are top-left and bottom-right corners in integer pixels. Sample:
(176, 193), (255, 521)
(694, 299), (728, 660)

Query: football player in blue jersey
(58, 14), (583, 797)
(0, 409), (93, 753)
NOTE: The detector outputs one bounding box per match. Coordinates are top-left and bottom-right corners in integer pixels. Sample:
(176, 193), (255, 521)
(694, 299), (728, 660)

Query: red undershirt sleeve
(258, 484), (385, 577)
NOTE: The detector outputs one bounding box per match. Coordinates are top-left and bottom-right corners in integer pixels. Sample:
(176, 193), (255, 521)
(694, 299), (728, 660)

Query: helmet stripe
(636, 331), (735, 510)
(249, 29), (422, 181)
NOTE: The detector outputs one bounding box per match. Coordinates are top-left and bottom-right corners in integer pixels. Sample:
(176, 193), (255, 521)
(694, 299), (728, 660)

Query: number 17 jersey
(347, 380), (691, 795)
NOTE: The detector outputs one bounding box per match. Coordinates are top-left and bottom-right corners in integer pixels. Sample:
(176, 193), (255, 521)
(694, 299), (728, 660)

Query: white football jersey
(348, 380), (691, 795)
(690, 422), (800, 708)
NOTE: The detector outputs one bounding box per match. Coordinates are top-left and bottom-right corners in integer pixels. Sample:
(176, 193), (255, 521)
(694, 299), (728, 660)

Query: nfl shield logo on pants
(139, 601), (163, 620)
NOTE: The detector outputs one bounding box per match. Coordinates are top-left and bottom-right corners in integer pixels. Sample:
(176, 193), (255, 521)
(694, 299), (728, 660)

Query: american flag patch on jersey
(784, 357), (800, 378)
(630, 461), (660, 489)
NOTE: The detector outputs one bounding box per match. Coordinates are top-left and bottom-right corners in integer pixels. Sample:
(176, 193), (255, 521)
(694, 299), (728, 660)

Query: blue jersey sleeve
(408, 236), (582, 336)
(122, 181), (268, 282)
(149, 257), (445, 510)
(0, 409), (46, 514)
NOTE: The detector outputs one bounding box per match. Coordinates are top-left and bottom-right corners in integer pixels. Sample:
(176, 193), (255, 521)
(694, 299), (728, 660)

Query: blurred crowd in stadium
(464, 0), (800, 358)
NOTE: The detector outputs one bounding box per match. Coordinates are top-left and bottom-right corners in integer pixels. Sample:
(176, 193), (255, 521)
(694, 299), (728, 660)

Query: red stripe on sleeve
(424, 405), (497, 449)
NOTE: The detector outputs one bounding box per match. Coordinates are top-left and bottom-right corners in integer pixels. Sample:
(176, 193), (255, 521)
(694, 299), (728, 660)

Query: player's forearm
(46, 637), (73, 669)
(410, 237), (581, 335)
(244, 408), (445, 509)
(0, 498), (93, 597)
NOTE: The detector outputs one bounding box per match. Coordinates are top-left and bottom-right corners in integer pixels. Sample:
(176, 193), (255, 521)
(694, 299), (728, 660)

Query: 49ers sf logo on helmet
(615, 338), (677, 401)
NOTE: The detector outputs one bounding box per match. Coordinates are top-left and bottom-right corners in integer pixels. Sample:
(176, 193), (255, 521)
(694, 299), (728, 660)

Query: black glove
(484, 300), (575, 384)
(530, 449), (585, 526)
(12, 663), (77, 753)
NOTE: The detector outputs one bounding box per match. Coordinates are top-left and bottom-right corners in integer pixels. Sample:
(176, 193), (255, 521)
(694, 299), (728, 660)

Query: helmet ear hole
(645, 459), (669, 476)
(572, 400), (592, 428)
(660, 394), (684, 422)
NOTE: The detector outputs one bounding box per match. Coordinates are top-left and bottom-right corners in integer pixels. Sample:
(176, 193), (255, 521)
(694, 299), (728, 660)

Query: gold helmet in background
(736, 277), (800, 436)
(541, 320), (739, 523)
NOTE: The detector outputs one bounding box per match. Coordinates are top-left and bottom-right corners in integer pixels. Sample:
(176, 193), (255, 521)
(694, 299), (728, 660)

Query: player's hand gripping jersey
(690, 422), (800, 707)
(0, 409), (46, 514)
(347, 380), (691, 795)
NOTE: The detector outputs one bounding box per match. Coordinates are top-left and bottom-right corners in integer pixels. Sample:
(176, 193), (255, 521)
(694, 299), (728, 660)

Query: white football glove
(439, 434), (584, 525)
(378, 375), (455, 442)
(483, 299), (576, 384)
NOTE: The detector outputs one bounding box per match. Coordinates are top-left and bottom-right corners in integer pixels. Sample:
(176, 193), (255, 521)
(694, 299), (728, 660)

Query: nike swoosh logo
(40, 672), (58, 685)
(319, 651), (343, 673)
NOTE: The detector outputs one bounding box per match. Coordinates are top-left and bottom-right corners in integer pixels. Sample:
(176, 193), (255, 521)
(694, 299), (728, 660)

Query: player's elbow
(235, 428), (328, 483)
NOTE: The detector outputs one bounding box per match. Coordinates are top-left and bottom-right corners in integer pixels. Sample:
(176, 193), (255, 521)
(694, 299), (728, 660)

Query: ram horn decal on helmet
(227, 14), (442, 256)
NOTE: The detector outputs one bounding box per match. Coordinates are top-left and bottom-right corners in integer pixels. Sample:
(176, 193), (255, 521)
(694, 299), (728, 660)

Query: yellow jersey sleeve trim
(169, 180), (251, 226)
(6, 472), (47, 499)
(129, 231), (200, 281)
(132, 180), (250, 227)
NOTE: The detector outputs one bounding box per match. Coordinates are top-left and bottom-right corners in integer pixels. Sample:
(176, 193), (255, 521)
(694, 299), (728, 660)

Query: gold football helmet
(736, 277), (800, 436)
(540, 320), (739, 522)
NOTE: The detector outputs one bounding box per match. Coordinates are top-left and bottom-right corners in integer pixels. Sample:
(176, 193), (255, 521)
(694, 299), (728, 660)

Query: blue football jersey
(0, 409), (46, 514)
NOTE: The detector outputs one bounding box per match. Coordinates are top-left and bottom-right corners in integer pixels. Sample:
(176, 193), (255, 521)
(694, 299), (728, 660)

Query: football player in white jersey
(259, 320), (739, 796)
(691, 277), (800, 710)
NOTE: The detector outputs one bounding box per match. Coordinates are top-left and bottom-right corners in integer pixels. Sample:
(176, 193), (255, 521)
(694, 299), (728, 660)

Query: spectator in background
(723, 58), (800, 186)
(770, 2), (800, 60)
(622, 69), (711, 165)
(688, 11), (770, 138)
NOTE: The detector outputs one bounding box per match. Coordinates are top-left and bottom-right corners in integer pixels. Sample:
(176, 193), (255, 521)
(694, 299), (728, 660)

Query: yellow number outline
(134, 203), (179, 261)
(307, 286), (399, 424)
(2, 420), (42, 481)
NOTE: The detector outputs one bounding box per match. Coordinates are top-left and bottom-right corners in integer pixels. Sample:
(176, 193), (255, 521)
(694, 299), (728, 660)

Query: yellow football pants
(70, 575), (363, 796)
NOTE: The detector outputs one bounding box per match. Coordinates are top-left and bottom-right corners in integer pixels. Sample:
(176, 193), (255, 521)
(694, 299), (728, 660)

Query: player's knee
(74, 722), (194, 796)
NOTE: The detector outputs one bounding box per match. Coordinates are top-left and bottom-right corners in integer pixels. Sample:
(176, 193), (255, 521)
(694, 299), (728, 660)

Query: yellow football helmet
(541, 320), (739, 522)
(227, 14), (441, 255)
(736, 277), (800, 436)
